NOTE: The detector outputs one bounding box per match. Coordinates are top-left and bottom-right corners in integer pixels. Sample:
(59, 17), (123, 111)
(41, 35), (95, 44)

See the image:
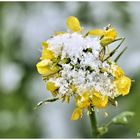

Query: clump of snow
(46, 33), (117, 98)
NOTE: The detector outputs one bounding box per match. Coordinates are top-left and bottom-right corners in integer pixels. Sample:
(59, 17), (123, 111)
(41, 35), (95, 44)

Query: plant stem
(89, 107), (98, 138)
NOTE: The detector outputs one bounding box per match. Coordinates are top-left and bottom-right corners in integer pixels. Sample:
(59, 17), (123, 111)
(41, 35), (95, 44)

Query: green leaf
(112, 111), (135, 125)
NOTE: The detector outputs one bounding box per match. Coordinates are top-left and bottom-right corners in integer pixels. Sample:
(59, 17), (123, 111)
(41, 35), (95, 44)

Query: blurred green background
(0, 1), (140, 138)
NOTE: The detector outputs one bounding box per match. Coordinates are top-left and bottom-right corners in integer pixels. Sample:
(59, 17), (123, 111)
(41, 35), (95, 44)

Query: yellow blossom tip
(71, 108), (82, 121)
(66, 16), (82, 32)
(36, 60), (59, 75)
(100, 37), (115, 46)
(76, 92), (90, 109)
(114, 75), (131, 96)
(40, 42), (56, 60)
(112, 64), (124, 79)
(104, 28), (117, 39)
(92, 91), (108, 109)
(46, 81), (58, 92)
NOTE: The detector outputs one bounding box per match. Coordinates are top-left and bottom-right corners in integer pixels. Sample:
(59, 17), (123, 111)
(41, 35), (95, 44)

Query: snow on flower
(36, 16), (132, 120)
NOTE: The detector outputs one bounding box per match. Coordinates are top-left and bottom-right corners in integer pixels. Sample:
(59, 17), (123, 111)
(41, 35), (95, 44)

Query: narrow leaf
(103, 37), (125, 61)
(114, 47), (127, 63)
(34, 97), (59, 110)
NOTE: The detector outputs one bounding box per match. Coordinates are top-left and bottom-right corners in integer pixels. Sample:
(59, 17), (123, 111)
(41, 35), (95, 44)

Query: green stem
(89, 107), (98, 138)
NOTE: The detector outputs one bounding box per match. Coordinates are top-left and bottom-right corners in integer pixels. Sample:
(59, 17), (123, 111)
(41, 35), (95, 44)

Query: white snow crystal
(46, 33), (117, 98)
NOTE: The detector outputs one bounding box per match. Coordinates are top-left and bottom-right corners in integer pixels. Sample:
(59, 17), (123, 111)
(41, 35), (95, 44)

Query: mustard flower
(36, 16), (132, 122)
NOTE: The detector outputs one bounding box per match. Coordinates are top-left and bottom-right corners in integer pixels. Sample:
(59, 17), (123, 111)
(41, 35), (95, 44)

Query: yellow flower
(76, 92), (90, 109)
(40, 42), (56, 60)
(100, 28), (117, 46)
(104, 28), (117, 40)
(111, 64), (124, 79)
(91, 91), (108, 109)
(114, 75), (131, 96)
(46, 81), (58, 92)
(66, 16), (82, 32)
(88, 28), (117, 46)
(101, 28), (117, 46)
(36, 59), (59, 75)
(71, 108), (82, 121)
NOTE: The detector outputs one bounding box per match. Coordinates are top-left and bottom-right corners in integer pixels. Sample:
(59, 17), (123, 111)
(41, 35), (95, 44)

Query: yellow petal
(100, 28), (117, 46)
(88, 29), (105, 36)
(36, 60), (59, 75)
(40, 42), (55, 60)
(71, 108), (82, 121)
(66, 16), (82, 32)
(48, 65), (60, 75)
(76, 92), (90, 108)
(92, 91), (108, 109)
(111, 64), (124, 79)
(36, 60), (51, 75)
(41, 49), (55, 60)
(100, 37), (114, 46)
(114, 75), (131, 96)
(104, 28), (117, 40)
(46, 81), (58, 92)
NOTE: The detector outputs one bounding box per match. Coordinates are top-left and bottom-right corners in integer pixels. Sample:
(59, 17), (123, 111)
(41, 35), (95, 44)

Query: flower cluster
(36, 16), (131, 120)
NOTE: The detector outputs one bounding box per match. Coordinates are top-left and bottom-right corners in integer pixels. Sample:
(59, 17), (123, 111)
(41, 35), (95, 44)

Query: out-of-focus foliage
(0, 3), (41, 138)
(0, 2), (140, 138)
